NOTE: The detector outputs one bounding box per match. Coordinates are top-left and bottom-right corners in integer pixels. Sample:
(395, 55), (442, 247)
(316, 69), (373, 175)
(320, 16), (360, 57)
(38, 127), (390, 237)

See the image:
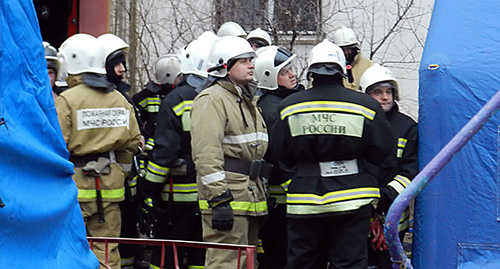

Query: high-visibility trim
(270, 194), (287, 204)
(388, 175), (411, 194)
(281, 179), (291, 192)
(287, 198), (374, 215)
(147, 162), (169, 176)
(128, 177), (137, 187)
(78, 188), (125, 199)
(144, 197), (153, 207)
(222, 132), (268, 144)
(199, 200), (268, 214)
(286, 187), (380, 205)
(173, 100), (193, 116)
(145, 138), (155, 151)
(145, 172), (167, 184)
(139, 97), (161, 113)
(398, 208), (410, 231)
(161, 192), (199, 202)
(201, 171), (225, 185)
(162, 183), (197, 193)
(280, 101), (376, 121)
(182, 111), (191, 132)
(121, 257), (134, 267)
(397, 149), (404, 158)
(269, 184), (286, 194)
(398, 138), (408, 148)
(149, 263), (161, 269)
(188, 265), (205, 269)
(288, 112), (364, 138)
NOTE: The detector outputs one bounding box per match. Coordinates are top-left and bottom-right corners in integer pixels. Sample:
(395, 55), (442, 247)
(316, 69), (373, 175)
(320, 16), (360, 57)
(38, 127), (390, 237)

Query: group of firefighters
(45, 21), (417, 269)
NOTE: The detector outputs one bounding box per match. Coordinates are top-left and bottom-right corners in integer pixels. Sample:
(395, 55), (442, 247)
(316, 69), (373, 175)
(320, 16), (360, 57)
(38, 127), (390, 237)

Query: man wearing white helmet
(132, 54), (183, 151)
(43, 41), (65, 100)
(217, 21), (247, 37)
(55, 33), (141, 269)
(141, 31), (218, 269)
(269, 40), (395, 269)
(253, 45), (303, 269)
(247, 28), (272, 50)
(191, 36), (271, 268)
(331, 26), (373, 91)
(359, 64), (418, 269)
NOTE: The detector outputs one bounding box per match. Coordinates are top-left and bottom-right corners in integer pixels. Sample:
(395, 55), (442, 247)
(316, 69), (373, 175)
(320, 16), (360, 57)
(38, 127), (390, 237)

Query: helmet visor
(274, 47), (294, 67)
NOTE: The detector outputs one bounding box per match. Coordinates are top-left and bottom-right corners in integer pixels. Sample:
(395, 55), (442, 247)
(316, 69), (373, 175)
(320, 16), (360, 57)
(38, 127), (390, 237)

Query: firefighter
(190, 36), (271, 269)
(359, 64), (418, 269)
(246, 28), (272, 50)
(56, 33), (142, 269)
(253, 45), (303, 269)
(141, 31), (217, 269)
(217, 21), (247, 37)
(269, 39), (396, 269)
(331, 26), (373, 91)
(132, 54), (182, 152)
(43, 41), (65, 99)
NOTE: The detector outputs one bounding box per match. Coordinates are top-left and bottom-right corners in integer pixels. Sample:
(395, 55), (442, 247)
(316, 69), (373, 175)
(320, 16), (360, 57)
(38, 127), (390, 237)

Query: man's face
(369, 86), (394, 112)
(227, 58), (254, 86)
(277, 64), (297, 90)
(341, 46), (357, 63)
(114, 62), (126, 82)
(48, 68), (56, 87)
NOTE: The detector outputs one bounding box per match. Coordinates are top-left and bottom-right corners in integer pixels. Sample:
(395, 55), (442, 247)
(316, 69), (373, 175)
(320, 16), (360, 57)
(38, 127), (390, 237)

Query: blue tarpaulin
(415, 0), (500, 268)
(0, 0), (98, 268)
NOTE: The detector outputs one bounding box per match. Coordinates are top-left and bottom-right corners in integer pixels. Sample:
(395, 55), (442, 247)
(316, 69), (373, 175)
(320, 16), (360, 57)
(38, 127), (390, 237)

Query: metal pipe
(385, 89), (500, 269)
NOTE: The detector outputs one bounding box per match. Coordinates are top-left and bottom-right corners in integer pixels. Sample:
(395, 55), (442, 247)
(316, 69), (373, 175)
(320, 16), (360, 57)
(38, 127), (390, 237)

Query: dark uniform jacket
(144, 75), (204, 203)
(270, 79), (396, 218)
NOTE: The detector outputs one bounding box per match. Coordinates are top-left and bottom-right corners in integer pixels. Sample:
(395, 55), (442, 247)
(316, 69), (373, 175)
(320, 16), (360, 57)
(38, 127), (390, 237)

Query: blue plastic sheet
(0, 0), (98, 268)
(415, 0), (500, 268)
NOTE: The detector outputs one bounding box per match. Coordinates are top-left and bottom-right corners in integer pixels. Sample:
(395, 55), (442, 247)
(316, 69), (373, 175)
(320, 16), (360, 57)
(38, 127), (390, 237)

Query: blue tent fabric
(0, 0), (98, 268)
(415, 0), (500, 268)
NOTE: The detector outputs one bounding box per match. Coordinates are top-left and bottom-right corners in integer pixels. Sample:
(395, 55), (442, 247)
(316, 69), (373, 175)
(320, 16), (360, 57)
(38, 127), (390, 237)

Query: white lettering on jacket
(76, 108), (130, 130)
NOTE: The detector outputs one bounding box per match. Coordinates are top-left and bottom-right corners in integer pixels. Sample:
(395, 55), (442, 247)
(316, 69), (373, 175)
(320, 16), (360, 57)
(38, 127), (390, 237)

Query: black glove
(208, 190), (234, 231)
(212, 202), (234, 231)
(138, 198), (157, 238)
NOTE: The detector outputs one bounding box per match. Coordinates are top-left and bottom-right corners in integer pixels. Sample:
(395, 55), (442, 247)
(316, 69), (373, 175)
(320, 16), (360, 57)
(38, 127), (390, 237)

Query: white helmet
(153, 54), (182, 85)
(59, 33), (106, 75)
(97, 33), (129, 62)
(247, 28), (272, 47)
(180, 31), (218, 78)
(254, 46), (296, 90)
(217, 21), (247, 37)
(331, 26), (359, 47)
(307, 39), (346, 76)
(206, 36), (256, 78)
(43, 41), (60, 75)
(360, 64), (399, 100)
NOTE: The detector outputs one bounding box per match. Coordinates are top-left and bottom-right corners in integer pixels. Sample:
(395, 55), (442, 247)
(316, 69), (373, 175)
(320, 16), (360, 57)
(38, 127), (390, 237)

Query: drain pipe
(385, 89), (500, 269)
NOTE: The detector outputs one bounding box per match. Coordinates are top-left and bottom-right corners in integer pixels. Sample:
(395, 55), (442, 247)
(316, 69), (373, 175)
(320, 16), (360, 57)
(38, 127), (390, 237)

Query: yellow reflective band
(288, 112), (364, 138)
(269, 184), (286, 194)
(149, 263), (161, 269)
(398, 138), (408, 148)
(188, 265), (205, 269)
(394, 175), (411, 187)
(120, 257), (134, 267)
(398, 208), (410, 231)
(397, 148), (404, 158)
(78, 188), (125, 199)
(280, 101), (375, 121)
(198, 200), (268, 214)
(139, 97), (161, 108)
(182, 111), (191, 132)
(147, 162), (169, 175)
(161, 192), (199, 202)
(173, 100), (193, 116)
(281, 179), (291, 192)
(287, 187), (380, 205)
(287, 198), (374, 215)
(162, 183), (197, 193)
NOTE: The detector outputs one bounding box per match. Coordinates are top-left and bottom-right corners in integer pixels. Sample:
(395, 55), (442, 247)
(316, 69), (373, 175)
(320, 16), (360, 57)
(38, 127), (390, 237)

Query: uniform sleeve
(145, 91), (183, 184)
(269, 102), (295, 168)
(191, 93), (227, 200)
(54, 95), (72, 145)
(115, 103), (142, 175)
(363, 105), (397, 166)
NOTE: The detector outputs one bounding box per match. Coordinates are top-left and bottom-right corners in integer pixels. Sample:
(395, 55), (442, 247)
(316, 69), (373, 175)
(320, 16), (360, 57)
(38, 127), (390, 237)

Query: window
(214, 0), (321, 34)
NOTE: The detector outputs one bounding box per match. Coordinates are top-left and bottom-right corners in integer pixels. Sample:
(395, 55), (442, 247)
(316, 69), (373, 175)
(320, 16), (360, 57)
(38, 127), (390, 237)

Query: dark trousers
(368, 229), (407, 269)
(258, 203), (287, 269)
(286, 205), (371, 269)
(150, 202), (204, 269)
(119, 198), (138, 266)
